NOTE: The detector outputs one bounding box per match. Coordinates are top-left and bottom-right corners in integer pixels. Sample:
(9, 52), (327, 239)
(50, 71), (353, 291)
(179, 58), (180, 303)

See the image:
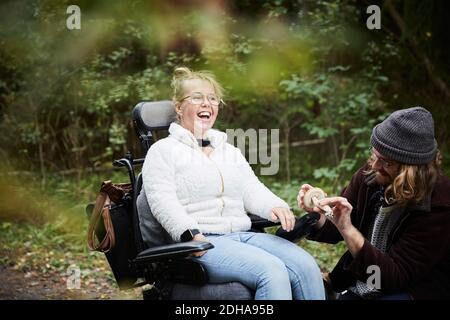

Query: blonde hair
(171, 66), (224, 105)
(366, 150), (442, 205)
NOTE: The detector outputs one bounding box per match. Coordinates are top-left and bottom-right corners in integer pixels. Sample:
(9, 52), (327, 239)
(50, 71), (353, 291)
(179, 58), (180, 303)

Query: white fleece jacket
(142, 122), (289, 242)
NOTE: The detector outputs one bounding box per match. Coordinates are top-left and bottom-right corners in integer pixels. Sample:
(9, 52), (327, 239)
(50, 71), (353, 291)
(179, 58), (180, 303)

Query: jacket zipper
(209, 158), (225, 216)
(201, 148), (228, 229)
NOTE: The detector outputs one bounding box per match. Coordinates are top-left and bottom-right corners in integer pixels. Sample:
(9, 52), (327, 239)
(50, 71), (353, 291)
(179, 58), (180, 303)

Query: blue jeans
(194, 232), (325, 300)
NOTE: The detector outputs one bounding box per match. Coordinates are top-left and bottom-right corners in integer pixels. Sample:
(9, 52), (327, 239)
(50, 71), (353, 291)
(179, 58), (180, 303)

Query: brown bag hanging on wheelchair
(87, 180), (132, 252)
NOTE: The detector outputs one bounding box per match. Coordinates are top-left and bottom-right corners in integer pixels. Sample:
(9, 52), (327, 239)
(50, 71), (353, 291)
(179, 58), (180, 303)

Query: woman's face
(176, 79), (219, 138)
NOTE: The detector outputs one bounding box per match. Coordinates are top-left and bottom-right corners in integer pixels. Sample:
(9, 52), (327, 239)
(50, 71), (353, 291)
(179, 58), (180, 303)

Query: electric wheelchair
(86, 100), (320, 300)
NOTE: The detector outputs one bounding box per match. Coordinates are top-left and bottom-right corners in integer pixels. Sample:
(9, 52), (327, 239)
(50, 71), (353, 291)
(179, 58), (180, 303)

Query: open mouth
(197, 111), (211, 120)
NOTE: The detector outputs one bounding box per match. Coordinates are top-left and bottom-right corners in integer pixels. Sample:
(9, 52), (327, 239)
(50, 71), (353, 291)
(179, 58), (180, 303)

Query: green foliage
(1, 0), (448, 184)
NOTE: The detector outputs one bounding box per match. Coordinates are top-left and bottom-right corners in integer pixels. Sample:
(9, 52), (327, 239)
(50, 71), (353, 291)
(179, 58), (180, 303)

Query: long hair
(366, 150), (442, 205)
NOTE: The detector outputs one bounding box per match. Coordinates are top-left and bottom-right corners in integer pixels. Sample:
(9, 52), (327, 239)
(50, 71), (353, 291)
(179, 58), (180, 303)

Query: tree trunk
(34, 111), (46, 188)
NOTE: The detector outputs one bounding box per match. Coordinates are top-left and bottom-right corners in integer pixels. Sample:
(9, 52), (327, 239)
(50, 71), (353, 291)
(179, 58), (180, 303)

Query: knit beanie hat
(370, 106), (437, 165)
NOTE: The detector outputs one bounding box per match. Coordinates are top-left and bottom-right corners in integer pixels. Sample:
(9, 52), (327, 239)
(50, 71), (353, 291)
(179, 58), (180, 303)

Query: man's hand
(299, 186), (364, 257)
(297, 184), (328, 229)
(271, 207), (296, 232)
(318, 197), (364, 256)
(317, 197), (353, 232)
(297, 184), (327, 211)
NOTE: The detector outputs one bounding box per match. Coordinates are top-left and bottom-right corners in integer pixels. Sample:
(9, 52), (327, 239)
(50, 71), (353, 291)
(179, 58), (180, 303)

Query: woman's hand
(271, 207), (296, 232)
(192, 233), (209, 257)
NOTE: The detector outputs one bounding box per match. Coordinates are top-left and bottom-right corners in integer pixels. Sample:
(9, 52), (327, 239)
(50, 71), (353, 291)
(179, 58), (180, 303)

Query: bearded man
(298, 106), (450, 300)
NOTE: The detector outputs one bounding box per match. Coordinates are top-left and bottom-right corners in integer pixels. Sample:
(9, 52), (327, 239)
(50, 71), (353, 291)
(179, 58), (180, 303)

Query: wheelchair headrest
(132, 100), (176, 133)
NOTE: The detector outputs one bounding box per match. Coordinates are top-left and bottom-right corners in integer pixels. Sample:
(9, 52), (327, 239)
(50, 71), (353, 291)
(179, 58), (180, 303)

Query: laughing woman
(140, 67), (325, 300)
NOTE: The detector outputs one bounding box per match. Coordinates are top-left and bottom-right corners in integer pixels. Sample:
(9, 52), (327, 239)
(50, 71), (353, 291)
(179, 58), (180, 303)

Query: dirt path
(0, 266), (97, 299)
(0, 266), (141, 300)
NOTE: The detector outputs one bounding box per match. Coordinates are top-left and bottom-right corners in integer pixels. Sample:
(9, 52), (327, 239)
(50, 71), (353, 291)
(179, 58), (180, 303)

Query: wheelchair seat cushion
(137, 187), (174, 248)
(171, 281), (253, 300)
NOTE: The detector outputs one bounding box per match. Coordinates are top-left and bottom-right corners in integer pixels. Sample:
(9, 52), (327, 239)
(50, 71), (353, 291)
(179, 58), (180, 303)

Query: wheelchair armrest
(275, 212), (320, 241)
(133, 241), (214, 264)
(248, 213), (280, 231)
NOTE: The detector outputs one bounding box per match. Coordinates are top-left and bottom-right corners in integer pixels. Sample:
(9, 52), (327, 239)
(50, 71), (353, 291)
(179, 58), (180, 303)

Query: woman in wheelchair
(140, 67), (325, 300)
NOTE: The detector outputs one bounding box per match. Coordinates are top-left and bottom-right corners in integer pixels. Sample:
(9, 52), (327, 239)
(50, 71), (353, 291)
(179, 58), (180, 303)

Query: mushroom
(303, 188), (334, 220)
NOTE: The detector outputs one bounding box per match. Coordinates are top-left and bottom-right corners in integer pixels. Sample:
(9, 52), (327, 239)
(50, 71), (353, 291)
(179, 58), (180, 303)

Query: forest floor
(0, 266), (90, 300)
(0, 222), (142, 300)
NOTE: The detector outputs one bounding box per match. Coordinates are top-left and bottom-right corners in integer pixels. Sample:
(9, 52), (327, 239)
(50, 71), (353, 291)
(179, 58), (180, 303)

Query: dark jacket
(308, 165), (450, 299)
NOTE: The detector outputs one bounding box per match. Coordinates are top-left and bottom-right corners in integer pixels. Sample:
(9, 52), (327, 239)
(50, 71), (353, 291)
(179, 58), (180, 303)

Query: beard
(374, 169), (394, 186)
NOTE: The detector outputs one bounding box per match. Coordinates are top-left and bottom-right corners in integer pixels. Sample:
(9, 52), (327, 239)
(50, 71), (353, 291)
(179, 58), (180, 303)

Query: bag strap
(87, 191), (116, 252)
(102, 180), (131, 203)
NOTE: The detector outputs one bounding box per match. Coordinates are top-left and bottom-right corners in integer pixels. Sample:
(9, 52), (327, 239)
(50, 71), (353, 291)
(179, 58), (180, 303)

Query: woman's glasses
(181, 92), (221, 106)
